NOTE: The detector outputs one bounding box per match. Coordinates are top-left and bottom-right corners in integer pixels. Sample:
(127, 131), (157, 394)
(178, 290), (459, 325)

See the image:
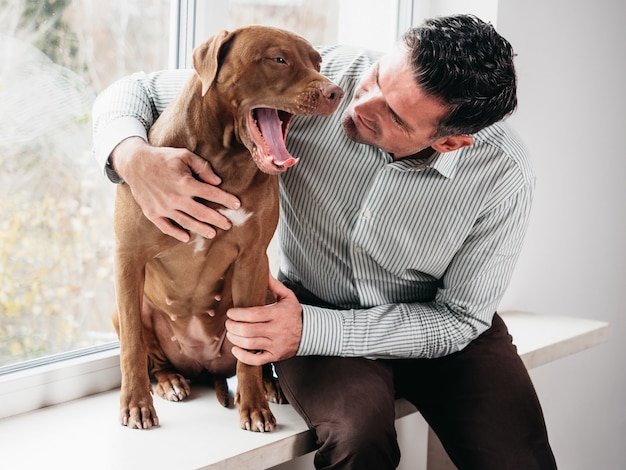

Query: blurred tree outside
(227, 0), (339, 45)
(0, 0), (170, 367)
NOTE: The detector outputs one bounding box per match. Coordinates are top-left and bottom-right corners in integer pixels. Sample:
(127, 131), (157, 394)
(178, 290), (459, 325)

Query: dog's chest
(154, 311), (235, 375)
(173, 315), (226, 359)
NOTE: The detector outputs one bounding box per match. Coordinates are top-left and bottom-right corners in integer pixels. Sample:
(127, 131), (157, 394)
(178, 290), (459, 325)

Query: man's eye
(391, 112), (404, 126)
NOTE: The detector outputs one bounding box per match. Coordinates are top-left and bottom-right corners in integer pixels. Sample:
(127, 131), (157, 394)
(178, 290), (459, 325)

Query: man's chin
(340, 111), (365, 144)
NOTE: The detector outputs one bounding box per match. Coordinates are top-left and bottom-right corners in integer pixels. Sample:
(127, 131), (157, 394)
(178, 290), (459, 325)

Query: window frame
(0, 345), (120, 419)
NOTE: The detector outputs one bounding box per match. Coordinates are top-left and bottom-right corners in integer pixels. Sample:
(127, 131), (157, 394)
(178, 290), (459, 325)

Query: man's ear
(431, 135), (474, 153)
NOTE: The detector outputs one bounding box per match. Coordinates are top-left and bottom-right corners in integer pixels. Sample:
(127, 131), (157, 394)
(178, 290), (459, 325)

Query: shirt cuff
(297, 305), (345, 356)
(94, 116), (148, 182)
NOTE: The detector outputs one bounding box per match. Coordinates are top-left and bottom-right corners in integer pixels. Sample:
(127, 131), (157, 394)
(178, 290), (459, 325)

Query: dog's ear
(193, 30), (234, 96)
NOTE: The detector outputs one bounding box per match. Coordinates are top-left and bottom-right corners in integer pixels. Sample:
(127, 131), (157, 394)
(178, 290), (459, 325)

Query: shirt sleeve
(297, 182), (534, 359)
(91, 69), (192, 181)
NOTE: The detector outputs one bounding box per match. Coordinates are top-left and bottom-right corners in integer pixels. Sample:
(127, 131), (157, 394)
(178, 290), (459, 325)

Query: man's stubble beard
(340, 109), (365, 145)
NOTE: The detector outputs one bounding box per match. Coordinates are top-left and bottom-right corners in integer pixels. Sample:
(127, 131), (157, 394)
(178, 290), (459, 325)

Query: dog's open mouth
(248, 108), (296, 174)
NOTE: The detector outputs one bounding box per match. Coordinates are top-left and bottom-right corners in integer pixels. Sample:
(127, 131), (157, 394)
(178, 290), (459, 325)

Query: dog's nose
(321, 82), (344, 111)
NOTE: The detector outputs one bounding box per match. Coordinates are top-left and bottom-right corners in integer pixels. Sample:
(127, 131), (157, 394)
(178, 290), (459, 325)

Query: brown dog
(112, 26), (343, 432)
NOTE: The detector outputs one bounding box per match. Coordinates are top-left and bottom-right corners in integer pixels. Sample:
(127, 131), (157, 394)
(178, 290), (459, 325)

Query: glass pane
(224, 0), (399, 52)
(0, 0), (170, 368)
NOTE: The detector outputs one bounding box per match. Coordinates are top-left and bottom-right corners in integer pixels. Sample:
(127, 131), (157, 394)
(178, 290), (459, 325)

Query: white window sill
(0, 380), (319, 469)
(0, 375), (428, 470)
(0, 345), (121, 419)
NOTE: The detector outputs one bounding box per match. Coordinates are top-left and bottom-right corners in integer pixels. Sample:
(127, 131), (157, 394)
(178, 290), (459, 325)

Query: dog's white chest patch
(191, 234), (208, 254)
(218, 208), (253, 227)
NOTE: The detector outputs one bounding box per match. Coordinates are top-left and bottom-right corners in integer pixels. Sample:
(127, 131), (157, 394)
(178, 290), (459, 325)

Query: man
(93, 14), (556, 470)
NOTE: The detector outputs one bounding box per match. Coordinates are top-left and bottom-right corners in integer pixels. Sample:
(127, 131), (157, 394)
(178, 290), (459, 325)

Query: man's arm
(226, 184), (533, 364)
(91, 70), (241, 242)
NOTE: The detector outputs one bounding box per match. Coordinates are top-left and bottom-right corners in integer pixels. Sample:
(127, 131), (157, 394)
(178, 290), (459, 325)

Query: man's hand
(111, 137), (241, 242)
(226, 276), (303, 366)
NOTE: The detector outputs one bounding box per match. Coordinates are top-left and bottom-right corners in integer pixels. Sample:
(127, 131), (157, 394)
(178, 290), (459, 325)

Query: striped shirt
(92, 45), (534, 360)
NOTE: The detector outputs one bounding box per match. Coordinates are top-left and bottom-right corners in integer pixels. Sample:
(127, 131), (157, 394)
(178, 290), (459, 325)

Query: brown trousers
(275, 278), (557, 470)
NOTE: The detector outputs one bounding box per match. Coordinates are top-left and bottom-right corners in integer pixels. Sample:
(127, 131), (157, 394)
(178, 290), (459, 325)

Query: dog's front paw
(235, 391), (276, 432)
(237, 402), (277, 432)
(120, 390), (159, 429)
(154, 372), (191, 402)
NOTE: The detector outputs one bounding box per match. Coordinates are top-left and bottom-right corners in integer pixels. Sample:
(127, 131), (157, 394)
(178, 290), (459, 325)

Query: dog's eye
(273, 57), (287, 65)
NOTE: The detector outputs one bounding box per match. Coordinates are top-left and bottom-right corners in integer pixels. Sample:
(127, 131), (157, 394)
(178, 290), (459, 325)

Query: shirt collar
(386, 148), (462, 179)
(428, 150), (462, 179)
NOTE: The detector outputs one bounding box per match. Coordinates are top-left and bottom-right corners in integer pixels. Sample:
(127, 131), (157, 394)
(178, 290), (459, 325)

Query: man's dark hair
(404, 14), (517, 137)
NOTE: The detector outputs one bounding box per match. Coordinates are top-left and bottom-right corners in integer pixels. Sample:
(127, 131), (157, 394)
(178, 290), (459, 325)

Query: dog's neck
(174, 77), (271, 191)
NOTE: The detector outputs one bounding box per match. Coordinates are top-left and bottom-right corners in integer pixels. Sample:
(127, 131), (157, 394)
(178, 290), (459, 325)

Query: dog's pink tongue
(256, 108), (297, 167)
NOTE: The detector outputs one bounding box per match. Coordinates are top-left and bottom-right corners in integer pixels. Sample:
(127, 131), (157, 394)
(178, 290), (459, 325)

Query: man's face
(341, 46), (449, 159)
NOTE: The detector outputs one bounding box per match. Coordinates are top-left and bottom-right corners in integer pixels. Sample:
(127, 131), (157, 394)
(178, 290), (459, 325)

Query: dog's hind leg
(147, 344), (191, 402)
(214, 376), (230, 407)
(263, 363), (287, 404)
(153, 369), (191, 402)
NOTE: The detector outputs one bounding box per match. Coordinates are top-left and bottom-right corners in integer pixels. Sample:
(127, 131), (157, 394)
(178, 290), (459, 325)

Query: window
(0, 0), (171, 371)
(173, 0), (404, 68)
(0, 0), (496, 418)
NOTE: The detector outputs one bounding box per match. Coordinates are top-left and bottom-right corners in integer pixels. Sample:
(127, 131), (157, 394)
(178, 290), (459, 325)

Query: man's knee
(314, 417), (400, 470)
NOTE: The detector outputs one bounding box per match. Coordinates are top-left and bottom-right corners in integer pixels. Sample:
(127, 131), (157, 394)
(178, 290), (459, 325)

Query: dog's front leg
(231, 253), (277, 432)
(115, 250), (158, 429)
(114, 185), (159, 429)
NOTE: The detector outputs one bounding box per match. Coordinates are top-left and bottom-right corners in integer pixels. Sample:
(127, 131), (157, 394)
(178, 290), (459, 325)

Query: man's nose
(354, 87), (383, 115)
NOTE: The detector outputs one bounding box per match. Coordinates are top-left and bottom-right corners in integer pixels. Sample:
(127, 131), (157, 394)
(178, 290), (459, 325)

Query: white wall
(497, 0), (626, 468)
(337, 0), (399, 51)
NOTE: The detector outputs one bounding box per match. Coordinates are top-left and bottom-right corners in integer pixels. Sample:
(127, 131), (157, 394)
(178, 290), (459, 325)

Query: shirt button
(361, 209), (372, 220)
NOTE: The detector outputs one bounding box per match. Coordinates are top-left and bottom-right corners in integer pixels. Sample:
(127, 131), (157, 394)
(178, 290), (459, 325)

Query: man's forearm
(298, 301), (486, 359)
(91, 69), (192, 180)
(92, 74), (153, 178)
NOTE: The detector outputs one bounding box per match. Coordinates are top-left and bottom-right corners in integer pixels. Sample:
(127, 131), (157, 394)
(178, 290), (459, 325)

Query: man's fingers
(231, 346), (271, 367)
(152, 218), (191, 243)
(227, 306), (268, 323)
(227, 330), (269, 350)
(170, 211), (219, 240)
(228, 331), (274, 366)
(176, 196), (232, 233)
(268, 275), (292, 300)
(185, 157), (241, 211)
(151, 209), (222, 242)
(189, 177), (241, 212)
(186, 154), (223, 186)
